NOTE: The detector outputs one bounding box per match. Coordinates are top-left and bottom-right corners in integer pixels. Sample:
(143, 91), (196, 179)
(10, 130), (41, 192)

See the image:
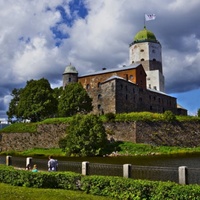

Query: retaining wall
(0, 121), (200, 151)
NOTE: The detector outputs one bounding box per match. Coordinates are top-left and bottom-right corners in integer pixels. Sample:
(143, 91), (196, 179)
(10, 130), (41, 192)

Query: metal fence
(1, 156), (200, 185)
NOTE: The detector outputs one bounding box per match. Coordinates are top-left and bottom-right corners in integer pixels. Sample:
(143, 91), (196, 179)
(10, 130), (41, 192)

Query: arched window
(98, 104), (101, 110)
(153, 58), (156, 61)
(86, 84), (90, 89)
(141, 58), (144, 61)
(140, 49), (144, 52)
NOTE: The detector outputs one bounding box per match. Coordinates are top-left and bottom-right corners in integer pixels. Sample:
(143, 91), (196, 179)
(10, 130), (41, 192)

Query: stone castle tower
(129, 26), (165, 92)
(62, 63), (78, 88)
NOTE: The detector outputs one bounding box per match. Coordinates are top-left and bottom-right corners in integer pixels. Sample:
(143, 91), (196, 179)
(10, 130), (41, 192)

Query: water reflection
(1, 153), (200, 168)
(53, 153), (200, 168)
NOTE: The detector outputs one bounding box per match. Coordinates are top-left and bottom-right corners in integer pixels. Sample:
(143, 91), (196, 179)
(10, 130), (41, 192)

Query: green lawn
(0, 183), (113, 200)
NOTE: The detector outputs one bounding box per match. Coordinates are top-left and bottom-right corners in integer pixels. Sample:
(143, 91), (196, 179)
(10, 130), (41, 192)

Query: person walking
(48, 156), (58, 171)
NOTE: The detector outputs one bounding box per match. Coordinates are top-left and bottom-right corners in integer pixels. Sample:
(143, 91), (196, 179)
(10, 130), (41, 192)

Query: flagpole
(144, 13), (146, 27)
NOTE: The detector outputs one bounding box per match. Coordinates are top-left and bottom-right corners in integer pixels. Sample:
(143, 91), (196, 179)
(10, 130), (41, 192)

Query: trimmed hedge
(1, 165), (200, 199)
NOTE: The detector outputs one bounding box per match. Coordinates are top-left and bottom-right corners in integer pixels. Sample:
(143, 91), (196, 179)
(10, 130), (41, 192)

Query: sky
(0, 0), (200, 120)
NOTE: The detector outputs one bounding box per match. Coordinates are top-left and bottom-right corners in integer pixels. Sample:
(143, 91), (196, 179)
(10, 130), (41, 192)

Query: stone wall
(0, 124), (68, 151)
(0, 121), (200, 151)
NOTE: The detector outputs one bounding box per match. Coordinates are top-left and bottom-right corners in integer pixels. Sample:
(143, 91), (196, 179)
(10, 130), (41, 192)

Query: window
(98, 94), (102, 99)
(140, 49), (144, 52)
(98, 104), (101, 110)
(132, 61), (134, 63)
(86, 84), (90, 89)
(68, 78), (71, 82)
(152, 49), (155, 53)
(130, 75), (133, 80)
(149, 84), (151, 88)
(98, 82), (101, 88)
(153, 58), (156, 61)
(141, 58), (144, 61)
(126, 94), (128, 100)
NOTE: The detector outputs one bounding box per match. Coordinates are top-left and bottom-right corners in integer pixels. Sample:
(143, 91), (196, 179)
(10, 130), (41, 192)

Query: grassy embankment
(1, 112), (200, 157)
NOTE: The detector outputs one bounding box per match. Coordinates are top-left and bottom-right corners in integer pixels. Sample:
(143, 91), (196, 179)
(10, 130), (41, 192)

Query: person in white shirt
(48, 155), (58, 171)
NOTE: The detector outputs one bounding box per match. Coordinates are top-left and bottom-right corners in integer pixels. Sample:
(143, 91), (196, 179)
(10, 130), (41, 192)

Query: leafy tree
(17, 78), (57, 122)
(6, 88), (22, 121)
(52, 87), (63, 117)
(198, 109), (200, 117)
(59, 114), (108, 156)
(58, 83), (93, 117)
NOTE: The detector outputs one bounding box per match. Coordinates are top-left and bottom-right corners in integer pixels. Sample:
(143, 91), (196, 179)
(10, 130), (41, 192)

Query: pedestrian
(32, 164), (38, 172)
(48, 155), (58, 171)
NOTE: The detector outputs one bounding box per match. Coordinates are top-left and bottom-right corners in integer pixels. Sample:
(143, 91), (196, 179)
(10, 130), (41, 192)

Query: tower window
(149, 84), (151, 88)
(141, 58), (144, 61)
(98, 82), (101, 88)
(132, 61), (134, 63)
(140, 49), (144, 52)
(68, 78), (71, 82)
(153, 58), (156, 61)
(98, 94), (102, 99)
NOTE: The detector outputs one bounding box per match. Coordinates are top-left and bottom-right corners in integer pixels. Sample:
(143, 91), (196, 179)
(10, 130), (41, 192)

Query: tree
(6, 88), (22, 121)
(58, 83), (93, 117)
(17, 78), (57, 122)
(197, 108), (200, 117)
(59, 114), (108, 157)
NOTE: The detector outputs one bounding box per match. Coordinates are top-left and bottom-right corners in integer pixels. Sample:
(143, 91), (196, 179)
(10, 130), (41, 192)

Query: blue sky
(0, 0), (200, 120)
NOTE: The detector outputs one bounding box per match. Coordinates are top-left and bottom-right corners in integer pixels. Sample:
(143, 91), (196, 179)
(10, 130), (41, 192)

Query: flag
(145, 14), (156, 21)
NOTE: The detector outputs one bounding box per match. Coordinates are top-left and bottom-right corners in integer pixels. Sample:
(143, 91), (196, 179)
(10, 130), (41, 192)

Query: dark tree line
(7, 78), (93, 122)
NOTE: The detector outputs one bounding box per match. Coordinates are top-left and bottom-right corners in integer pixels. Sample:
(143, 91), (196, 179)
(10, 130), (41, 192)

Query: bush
(163, 111), (176, 122)
(1, 166), (200, 199)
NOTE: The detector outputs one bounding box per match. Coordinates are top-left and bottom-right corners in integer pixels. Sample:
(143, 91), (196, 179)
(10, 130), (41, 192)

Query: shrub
(163, 111), (176, 122)
(1, 166), (200, 199)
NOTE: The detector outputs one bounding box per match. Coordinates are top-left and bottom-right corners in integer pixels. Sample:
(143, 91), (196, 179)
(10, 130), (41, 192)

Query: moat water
(1, 153), (200, 168)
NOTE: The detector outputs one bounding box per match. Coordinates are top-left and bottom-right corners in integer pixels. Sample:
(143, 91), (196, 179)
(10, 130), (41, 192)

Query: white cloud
(1, 0), (200, 117)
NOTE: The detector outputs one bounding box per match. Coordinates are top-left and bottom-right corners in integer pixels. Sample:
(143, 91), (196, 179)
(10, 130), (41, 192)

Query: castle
(62, 26), (187, 116)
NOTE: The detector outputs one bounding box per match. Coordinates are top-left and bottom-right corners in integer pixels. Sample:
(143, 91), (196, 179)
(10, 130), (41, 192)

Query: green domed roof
(63, 63), (78, 74)
(134, 26), (157, 43)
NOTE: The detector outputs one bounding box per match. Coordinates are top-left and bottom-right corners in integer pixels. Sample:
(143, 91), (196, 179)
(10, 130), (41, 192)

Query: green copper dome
(63, 63), (78, 74)
(134, 26), (157, 43)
